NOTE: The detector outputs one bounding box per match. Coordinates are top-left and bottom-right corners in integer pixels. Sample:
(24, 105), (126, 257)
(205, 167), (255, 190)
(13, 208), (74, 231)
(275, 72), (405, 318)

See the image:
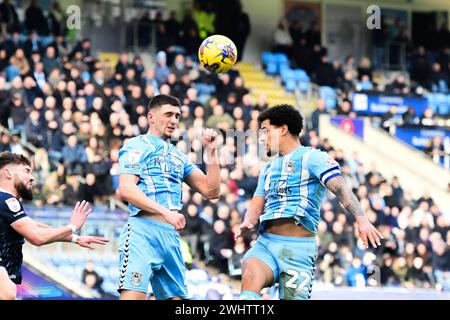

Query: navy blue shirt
(0, 190), (27, 284)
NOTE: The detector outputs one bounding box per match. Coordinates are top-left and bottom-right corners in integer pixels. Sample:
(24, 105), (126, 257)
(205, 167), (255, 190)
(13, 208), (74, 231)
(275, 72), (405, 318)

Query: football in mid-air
(198, 34), (238, 73)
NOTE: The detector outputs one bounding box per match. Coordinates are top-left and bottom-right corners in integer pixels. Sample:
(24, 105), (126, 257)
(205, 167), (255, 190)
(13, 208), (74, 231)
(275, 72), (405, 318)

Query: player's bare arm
(10, 200), (94, 246)
(119, 173), (186, 229)
(185, 128), (220, 199)
(325, 175), (384, 248)
(235, 196), (265, 239)
(33, 221), (108, 249)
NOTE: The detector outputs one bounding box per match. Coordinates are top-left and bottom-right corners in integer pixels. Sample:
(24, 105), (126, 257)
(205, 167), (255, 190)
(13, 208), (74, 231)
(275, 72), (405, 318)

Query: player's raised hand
(69, 200), (92, 231)
(75, 236), (109, 250)
(355, 216), (384, 248)
(202, 128), (217, 149)
(162, 210), (186, 230)
(234, 219), (256, 240)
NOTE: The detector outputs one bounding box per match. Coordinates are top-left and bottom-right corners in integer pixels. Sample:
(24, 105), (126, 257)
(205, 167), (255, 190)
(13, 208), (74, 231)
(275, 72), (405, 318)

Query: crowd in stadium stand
(0, 1), (449, 295)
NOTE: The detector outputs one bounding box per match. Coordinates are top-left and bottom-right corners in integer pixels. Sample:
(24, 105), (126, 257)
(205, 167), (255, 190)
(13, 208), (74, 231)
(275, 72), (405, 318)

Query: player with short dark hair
(236, 104), (383, 300)
(117, 94), (220, 300)
(0, 152), (108, 300)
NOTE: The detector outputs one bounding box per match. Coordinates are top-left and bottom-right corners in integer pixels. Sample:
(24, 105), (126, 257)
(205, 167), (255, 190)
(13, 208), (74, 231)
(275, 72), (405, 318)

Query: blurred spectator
(410, 46), (430, 86)
(61, 135), (88, 176)
(235, 2), (250, 62)
(63, 175), (83, 206)
(311, 99), (328, 133)
(336, 99), (352, 116)
(82, 260), (105, 295)
(380, 105), (400, 132)
(23, 30), (43, 58)
(425, 136), (445, 164)
(432, 240), (450, 291)
(25, 0), (49, 36)
(155, 51), (170, 86)
(273, 18), (293, 57)
(42, 172), (64, 206)
(420, 107), (437, 126)
(427, 62), (449, 92)
(342, 55), (358, 80)
(9, 48), (30, 76)
(209, 219), (233, 274)
(0, 0), (19, 32)
(357, 57), (373, 81)
(385, 74), (409, 95)
(24, 108), (46, 147)
(315, 54), (335, 87)
(346, 257), (366, 287)
(48, 1), (65, 37)
(402, 106), (420, 126)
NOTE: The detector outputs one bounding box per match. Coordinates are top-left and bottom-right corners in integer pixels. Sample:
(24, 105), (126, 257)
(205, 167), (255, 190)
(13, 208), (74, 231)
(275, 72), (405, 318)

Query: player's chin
(164, 128), (176, 137)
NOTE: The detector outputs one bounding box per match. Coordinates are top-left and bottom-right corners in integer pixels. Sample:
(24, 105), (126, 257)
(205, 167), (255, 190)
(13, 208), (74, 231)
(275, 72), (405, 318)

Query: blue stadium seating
(261, 52), (290, 75)
(319, 86), (337, 109)
(280, 67), (311, 92)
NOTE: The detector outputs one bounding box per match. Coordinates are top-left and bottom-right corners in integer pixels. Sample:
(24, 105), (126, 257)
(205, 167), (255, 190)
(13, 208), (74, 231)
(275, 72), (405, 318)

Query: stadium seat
(274, 52), (289, 64)
(279, 63), (291, 75)
(261, 51), (274, 66)
(285, 79), (296, 92)
(438, 94), (450, 115)
(434, 93), (447, 113)
(280, 69), (295, 83)
(320, 86), (337, 109)
(266, 61), (278, 75)
(298, 81), (310, 92)
(426, 94), (437, 111)
(293, 69), (309, 81)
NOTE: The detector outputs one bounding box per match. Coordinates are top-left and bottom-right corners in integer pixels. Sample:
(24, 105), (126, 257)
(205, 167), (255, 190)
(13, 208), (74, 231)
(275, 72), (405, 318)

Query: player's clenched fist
(162, 210), (186, 230)
(202, 128), (217, 148)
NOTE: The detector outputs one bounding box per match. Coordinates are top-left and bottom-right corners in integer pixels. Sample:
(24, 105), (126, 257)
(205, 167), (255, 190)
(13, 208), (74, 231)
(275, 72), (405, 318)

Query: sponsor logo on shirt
(124, 164), (140, 169)
(13, 211), (25, 217)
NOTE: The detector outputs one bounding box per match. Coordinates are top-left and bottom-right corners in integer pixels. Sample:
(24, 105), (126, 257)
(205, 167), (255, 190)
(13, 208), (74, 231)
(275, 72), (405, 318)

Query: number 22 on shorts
(285, 269), (311, 292)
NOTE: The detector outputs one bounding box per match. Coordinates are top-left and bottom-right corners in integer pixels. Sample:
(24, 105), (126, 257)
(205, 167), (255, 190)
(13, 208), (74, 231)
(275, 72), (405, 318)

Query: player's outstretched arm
(119, 173), (186, 229)
(325, 175), (384, 248)
(185, 128), (221, 199)
(11, 200), (93, 246)
(32, 221), (109, 249)
(235, 196), (265, 240)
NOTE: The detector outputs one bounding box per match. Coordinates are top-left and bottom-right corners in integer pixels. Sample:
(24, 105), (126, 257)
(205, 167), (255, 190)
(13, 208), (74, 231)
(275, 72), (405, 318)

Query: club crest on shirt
(5, 198), (21, 213)
(326, 156), (338, 167)
(130, 272), (142, 287)
(128, 150), (142, 164)
(286, 160), (296, 174)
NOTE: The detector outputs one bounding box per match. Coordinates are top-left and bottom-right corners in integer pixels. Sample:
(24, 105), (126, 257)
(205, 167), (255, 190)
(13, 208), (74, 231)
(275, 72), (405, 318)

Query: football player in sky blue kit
(236, 104), (383, 300)
(117, 94), (220, 300)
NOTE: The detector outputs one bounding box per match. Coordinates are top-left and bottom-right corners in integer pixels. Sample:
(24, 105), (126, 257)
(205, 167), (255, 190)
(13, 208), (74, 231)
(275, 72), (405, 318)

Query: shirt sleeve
(182, 153), (197, 179)
(308, 149), (342, 186)
(0, 196), (27, 225)
(119, 138), (149, 176)
(253, 164), (268, 197)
